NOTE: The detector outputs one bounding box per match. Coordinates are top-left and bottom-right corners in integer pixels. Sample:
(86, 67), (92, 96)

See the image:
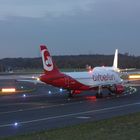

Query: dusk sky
(0, 0), (140, 58)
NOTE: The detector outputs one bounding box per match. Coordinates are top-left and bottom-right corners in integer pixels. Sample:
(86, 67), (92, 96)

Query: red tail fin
(40, 45), (60, 75)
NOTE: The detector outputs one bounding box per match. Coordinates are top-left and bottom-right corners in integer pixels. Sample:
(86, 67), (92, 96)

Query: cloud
(0, 0), (95, 20)
(0, 0), (140, 58)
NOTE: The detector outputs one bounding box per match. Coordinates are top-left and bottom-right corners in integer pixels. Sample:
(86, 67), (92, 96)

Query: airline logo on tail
(41, 47), (54, 71)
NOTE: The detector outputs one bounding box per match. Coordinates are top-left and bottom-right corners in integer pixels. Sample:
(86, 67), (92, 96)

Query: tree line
(0, 54), (140, 72)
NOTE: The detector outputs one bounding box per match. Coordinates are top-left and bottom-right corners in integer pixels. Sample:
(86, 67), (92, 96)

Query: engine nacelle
(115, 84), (125, 94)
(109, 84), (125, 94)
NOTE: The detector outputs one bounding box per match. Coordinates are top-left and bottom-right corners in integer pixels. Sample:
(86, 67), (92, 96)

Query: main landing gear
(96, 86), (103, 98)
(68, 90), (73, 98)
(67, 90), (81, 98)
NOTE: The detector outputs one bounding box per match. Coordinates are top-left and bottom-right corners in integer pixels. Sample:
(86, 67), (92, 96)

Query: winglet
(113, 49), (118, 69)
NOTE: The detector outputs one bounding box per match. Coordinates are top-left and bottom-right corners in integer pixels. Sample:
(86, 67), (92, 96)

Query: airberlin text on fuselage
(92, 74), (115, 81)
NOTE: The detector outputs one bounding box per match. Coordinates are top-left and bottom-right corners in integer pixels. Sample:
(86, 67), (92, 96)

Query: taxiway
(0, 79), (140, 138)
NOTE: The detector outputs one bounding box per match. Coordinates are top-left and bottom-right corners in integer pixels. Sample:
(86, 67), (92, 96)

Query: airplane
(39, 45), (125, 97)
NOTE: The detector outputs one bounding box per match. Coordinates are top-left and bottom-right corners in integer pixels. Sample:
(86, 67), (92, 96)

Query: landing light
(37, 78), (40, 81)
(117, 69), (121, 72)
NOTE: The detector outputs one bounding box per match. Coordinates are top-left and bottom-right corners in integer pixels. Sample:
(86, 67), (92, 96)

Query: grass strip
(2, 112), (140, 140)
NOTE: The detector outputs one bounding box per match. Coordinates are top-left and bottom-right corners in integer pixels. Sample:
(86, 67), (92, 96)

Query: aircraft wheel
(68, 90), (73, 98)
(96, 93), (103, 98)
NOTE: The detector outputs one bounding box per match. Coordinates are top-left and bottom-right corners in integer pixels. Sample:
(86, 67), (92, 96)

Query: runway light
(22, 94), (26, 98)
(129, 75), (140, 79)
(32, 75), (35, 79)
(14, 122), (18, 127)
(60, 88), (63, 92)
(48, 91), (52, 94)
(2, 88), (16, 93)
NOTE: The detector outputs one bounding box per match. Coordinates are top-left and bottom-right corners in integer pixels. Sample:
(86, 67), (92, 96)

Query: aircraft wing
(16, 78), (45, 84)
(119, 68), (136, 72)
(16, 74), (44, 84)
(17, 74), (66, 84)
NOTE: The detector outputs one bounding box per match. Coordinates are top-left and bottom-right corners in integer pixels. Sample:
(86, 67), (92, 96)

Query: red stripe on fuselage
(39, 73), (91, 91)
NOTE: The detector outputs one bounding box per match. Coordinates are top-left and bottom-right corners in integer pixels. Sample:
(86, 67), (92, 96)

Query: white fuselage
(66, 67), (122, 87)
